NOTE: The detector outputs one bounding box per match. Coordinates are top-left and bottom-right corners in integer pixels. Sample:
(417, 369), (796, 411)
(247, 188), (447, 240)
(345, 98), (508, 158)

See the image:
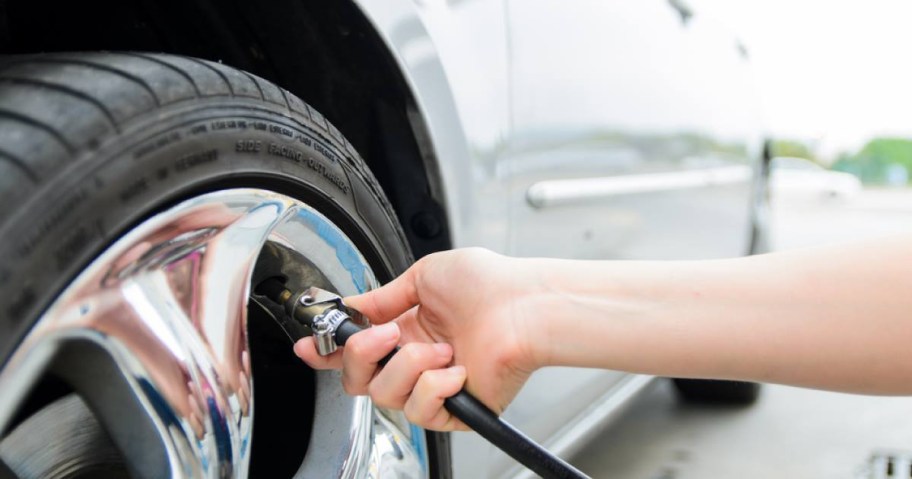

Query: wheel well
(0, 0), (450, 258)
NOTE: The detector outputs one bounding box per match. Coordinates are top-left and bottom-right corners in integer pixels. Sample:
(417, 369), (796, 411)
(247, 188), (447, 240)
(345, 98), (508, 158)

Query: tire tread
(197, 58), (261, 99)
(144, 54), (231, 97)
(0, 52), (410, 260)
(24, 57), (163, 106)
(119, 52), (203, 98)
(0, 76), (121, 132)
(0, 108), (76, 154)
(0, 50), (411, 274)
(0, 148), (37, 183)
(0, 155), (36, 213)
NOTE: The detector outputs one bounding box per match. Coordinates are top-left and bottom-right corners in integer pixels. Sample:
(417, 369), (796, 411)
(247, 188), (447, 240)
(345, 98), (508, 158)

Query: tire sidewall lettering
(0, 106), (405, 365)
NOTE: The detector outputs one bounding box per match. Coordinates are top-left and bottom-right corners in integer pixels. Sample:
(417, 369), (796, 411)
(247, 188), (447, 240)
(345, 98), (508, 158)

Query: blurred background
(696, 0), (912, 185)
(571, 1), (912, 477)
(692, 0), (912, 250)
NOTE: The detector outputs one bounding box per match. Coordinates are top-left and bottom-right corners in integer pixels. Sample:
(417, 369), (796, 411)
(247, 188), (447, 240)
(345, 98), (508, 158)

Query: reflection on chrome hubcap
(0, 189), (428, 478)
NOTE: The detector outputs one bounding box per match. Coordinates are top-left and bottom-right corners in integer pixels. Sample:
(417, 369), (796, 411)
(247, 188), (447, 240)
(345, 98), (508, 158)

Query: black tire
(671, 378), (761, 406)
(0, 52), (450, 477)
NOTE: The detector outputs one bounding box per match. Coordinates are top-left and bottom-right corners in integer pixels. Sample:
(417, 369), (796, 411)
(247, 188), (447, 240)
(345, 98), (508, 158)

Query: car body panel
(505, 0), (763, 262)
(351, 0), (512, 252)
(351, 1), (765, 477)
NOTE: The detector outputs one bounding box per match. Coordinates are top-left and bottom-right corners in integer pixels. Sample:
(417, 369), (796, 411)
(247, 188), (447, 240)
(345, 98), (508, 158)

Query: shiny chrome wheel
(0, 189), (429, 478)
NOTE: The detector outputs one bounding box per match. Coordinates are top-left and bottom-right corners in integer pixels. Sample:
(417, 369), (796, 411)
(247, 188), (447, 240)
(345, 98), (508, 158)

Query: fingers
(293, 322), (401, 371)
(404, 366), (469, 431)
(367, 342), (454, 409)
(293, 317), (468, 432)
(293, 336), (343, 369)
(344, 259), (423, 324)
(340, 323), (401, 394)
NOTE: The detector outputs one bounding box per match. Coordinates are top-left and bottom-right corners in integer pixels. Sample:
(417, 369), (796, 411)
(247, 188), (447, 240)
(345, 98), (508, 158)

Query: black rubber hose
(334, 320), (589, 479)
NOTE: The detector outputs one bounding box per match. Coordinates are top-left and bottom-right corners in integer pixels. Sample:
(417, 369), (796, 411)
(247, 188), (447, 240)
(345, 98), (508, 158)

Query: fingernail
(292, 338), (307, 357)
(342, 295), (361, 309)
(373, 322), (399, 341)
(449, 365), (466, 378)
(293, 338), (308, 357)
(433, 343), (452, 356)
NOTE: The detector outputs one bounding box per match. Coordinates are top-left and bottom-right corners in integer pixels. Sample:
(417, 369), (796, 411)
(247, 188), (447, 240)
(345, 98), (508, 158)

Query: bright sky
(691, 0), (912, 158)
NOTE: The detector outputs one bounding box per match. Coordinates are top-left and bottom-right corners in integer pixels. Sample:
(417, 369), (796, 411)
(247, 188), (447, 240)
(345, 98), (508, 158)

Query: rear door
(487, 0), (762, 476)
(504, 0), (762, 262)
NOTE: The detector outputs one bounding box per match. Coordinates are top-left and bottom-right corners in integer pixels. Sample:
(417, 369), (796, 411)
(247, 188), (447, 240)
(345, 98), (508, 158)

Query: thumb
(344, 259), (423, 324)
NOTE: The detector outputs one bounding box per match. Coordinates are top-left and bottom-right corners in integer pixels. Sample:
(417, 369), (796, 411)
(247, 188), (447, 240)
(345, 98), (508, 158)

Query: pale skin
(294, 237), (912, 431)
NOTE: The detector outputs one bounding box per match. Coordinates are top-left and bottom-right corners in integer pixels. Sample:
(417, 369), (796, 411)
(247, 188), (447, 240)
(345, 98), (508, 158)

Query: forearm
(526, 236), (912, 394)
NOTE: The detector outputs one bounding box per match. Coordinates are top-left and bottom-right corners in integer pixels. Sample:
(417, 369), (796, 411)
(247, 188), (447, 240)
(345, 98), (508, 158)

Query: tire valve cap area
(312, 319), (337, 356)
(312, 310), (351, 356)
(258, 279), (364, 354)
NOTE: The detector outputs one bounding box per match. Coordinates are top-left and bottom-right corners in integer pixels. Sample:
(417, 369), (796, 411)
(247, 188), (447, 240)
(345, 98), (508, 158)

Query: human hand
(294, 248), (545, 431)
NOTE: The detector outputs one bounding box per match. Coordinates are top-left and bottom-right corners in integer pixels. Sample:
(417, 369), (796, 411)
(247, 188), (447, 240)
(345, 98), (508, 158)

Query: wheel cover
(0, 189), (428, 478)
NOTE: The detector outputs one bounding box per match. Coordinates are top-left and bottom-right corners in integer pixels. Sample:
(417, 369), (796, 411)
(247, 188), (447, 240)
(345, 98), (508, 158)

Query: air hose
(256, 278), (589, 479)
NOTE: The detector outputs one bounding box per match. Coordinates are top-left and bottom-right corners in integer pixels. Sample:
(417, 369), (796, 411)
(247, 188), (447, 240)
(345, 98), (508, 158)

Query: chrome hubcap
(0, 189), (428, 478)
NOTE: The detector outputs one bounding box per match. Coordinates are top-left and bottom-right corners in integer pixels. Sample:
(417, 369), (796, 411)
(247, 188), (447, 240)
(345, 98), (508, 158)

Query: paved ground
(570, 188), (912, 479)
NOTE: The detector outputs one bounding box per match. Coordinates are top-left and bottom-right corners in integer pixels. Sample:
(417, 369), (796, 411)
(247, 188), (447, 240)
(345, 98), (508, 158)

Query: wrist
(499, 256), (556, 371)
(512, 257), (594, 369)
(525, 258), (688, 371)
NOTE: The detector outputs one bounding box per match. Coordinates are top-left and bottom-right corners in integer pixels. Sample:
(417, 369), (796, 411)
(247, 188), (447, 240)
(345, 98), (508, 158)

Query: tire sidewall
(0, 98), (411, 365)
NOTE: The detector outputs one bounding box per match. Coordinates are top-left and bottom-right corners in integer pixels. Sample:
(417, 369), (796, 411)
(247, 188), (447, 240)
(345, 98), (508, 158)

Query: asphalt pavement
(569, 188), (912, 479)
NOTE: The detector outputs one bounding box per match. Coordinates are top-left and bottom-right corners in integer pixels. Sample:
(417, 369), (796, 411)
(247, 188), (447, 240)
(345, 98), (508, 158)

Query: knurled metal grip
(283, 286), (364, 356)
(312, 309), (350, 356)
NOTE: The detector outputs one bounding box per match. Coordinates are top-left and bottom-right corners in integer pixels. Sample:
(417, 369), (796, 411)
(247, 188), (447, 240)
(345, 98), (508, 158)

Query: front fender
(351, 0), (511, 250)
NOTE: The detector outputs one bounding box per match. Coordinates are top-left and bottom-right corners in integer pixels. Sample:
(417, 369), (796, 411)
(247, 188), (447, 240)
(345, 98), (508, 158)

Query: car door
(455, 1), (763, 477)
(504, 0), (762, 262)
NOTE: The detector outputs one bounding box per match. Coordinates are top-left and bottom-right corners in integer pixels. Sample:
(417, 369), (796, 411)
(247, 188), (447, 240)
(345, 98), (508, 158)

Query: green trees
(771, 139), (820, 164)
(833, 138), (912, 186)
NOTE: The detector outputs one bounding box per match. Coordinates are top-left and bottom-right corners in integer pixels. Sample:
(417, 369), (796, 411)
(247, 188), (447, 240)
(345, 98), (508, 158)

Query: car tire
(0, 52), (449, 478)
(671, 378), (761, 406)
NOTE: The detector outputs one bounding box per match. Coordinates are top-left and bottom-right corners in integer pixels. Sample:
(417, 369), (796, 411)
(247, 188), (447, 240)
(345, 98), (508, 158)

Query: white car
(0, 1), (768, 478)
(772, 156), (863, 201)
